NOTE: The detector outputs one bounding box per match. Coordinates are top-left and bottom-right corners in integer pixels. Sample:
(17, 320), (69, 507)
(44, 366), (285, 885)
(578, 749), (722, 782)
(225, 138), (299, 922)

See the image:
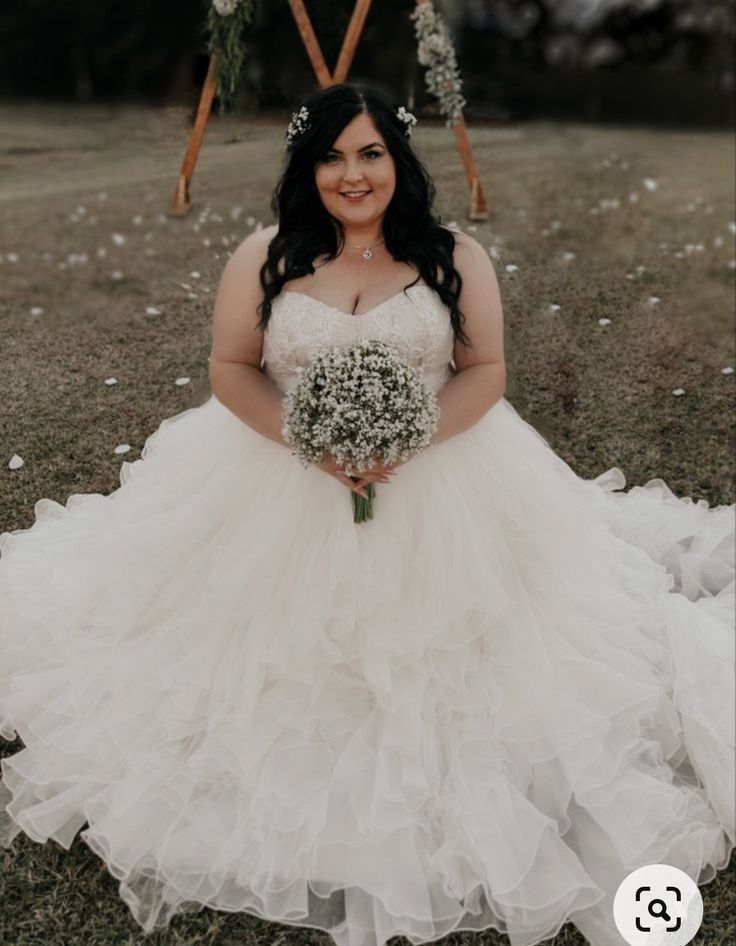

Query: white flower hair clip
(285, 105), (311, 146)
(396, 106), (417, 136)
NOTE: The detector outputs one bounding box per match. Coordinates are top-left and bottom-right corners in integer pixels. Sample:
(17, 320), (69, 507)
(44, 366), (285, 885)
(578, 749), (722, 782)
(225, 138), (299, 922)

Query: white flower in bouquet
(281, 338), (440, 522)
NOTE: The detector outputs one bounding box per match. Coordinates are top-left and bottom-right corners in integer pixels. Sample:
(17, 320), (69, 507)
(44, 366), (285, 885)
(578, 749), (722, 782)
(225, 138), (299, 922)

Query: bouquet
(281, 338), (440, 523)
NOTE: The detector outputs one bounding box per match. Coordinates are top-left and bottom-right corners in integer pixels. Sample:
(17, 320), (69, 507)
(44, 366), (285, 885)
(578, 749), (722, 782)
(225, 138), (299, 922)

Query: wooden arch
(171, 0), (488, 220)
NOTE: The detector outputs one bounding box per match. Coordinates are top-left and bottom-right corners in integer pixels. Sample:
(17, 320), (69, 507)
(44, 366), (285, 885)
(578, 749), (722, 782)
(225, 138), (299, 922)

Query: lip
(341, 190), (371, 201)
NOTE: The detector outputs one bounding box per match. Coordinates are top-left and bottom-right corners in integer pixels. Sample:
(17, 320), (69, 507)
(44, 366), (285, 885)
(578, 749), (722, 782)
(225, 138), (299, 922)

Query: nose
(342, 158), (365, 183)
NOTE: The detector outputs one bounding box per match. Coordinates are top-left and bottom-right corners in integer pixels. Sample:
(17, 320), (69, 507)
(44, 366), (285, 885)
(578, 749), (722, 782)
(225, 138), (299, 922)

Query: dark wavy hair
(256, 81), (471, 348)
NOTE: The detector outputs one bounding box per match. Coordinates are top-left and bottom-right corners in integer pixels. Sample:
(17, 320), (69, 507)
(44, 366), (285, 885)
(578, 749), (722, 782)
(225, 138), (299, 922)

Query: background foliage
(0, 0), (733, 125)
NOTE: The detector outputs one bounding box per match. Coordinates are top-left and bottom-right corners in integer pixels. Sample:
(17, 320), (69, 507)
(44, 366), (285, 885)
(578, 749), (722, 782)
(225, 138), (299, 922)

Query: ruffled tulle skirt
(1, 394), (733, 946)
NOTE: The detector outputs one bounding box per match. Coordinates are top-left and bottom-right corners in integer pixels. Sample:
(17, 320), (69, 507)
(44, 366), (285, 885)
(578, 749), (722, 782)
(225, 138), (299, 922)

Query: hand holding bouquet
(281, 338), (440, 522)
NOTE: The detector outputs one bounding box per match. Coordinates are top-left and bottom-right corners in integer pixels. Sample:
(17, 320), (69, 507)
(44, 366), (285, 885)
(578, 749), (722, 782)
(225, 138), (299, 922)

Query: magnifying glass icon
(648, 899), (671, 922)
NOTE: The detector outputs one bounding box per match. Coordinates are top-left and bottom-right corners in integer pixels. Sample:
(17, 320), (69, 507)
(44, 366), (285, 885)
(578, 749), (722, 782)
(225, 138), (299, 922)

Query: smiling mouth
(341, 191), (371, 197)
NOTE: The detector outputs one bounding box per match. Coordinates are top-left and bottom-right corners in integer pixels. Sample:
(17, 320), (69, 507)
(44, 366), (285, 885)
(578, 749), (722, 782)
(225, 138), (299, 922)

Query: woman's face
(314, 111), (396, 232)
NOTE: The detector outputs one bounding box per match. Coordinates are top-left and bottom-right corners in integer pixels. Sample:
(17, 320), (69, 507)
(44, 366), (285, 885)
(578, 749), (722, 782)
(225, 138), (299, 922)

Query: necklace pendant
(362, 248), (373, 260)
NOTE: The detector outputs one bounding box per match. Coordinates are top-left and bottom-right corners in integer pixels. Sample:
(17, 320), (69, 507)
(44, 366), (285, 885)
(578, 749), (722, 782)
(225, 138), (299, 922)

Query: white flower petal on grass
(561, 251), (576, 262)
(230, 206), (243, 220)
(203, 238), (211, 247)
(729, 221), (736, 234)
(246, 215), (255, 226)
(145, 306), (161, 316)
(728, 259), (736, 270)
(628, 192), (639, 203)
(642, 178), (658, 191)
(187, 293), (197, 300)
(647, 296), (661, 305)
(549, 304), (561, 313)
(7, 252), (19, 263)
(9, 454), (24, 470)
(114, 444), (131, 454)
(111, 233), (126, 246)
(598, 318), (611, 326)
(175, 377), (191, 386)
(721, 366), (734, 375)
(111, 270), (124, 280)
(505, 264), (518, 273)
(672, 388), (686, 396)
(635, 265), (646, 274)
(190, 271), (201, 279)
(30, 306), (44, 316)
(132, 215), (143, 225)
(714, 236), (724, 248)
(97, 247), (107, 258)
(104, 378), (118, 385)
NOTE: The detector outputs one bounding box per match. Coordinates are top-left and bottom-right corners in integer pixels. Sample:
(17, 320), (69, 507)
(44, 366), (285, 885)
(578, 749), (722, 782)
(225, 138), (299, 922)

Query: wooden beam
(170, 53), (218, 215)
(287, 0), (334, 87)
(332, 0), (374, 84)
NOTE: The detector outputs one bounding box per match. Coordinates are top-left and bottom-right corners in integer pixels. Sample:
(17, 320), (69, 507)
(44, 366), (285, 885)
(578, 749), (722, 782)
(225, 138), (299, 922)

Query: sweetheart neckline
(277, 283), (434, 319)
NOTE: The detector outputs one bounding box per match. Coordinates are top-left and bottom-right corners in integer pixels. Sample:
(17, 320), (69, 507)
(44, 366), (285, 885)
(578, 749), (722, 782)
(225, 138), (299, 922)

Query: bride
(1, 82), (733, 946)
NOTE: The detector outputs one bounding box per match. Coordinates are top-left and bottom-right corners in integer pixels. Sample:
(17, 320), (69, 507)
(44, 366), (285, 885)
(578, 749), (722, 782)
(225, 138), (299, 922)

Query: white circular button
(613, 864), (703, 945)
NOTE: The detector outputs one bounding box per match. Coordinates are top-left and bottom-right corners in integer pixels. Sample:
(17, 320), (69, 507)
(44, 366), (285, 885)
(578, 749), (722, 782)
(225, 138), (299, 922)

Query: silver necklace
(347, 238), (385, 261)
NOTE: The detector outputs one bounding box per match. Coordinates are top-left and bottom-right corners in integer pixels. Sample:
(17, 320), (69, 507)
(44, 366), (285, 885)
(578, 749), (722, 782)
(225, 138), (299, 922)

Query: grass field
(0, 103), (734, 945)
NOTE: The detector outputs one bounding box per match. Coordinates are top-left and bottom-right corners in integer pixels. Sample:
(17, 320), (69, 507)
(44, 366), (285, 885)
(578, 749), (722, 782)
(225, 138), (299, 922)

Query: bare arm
(429, 231), (506, 446)
(208, 225), (291, 449)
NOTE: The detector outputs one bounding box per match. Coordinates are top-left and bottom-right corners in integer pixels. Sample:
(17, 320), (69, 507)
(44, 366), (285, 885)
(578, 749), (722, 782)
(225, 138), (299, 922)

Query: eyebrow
(326, 142), (384, 153)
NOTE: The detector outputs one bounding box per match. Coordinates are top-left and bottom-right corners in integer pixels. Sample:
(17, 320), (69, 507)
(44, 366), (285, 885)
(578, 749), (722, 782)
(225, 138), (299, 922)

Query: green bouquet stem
(350, 480), (376, 523)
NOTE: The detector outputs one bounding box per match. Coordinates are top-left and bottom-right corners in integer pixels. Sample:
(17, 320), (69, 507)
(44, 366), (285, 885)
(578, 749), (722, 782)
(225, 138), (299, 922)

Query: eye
(322, 150), (383, 163)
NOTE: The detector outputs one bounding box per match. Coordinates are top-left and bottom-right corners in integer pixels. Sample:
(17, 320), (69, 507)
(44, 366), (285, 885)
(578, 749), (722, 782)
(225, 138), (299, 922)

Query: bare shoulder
(440, 225), (487, 263)
(437, 224), (493, 280)
(208, 223), (279, 371)
(229, 222), (279, 266)
(438, 225), (505, 372)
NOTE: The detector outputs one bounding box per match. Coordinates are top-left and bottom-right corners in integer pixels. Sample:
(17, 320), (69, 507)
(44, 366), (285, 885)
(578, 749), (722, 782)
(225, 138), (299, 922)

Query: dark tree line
(0, 0), (732, 126)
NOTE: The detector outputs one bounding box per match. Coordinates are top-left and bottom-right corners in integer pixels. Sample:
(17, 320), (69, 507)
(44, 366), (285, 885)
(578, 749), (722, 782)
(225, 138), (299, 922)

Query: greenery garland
(206, 0), (258, 113)
(410, 1), (467, 126)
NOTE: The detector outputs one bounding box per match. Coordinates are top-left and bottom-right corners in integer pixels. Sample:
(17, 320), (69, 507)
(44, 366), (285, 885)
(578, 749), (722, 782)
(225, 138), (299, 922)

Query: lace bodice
(261, 284), (456, 395)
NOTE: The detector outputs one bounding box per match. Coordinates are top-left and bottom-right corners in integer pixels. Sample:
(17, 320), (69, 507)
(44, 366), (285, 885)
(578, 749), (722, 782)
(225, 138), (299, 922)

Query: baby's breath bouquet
(281, 338), (440, 523)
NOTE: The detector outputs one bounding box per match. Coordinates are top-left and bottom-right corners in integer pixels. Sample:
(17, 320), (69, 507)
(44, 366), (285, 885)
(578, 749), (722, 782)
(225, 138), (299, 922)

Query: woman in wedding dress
(1, 82), (733, 946)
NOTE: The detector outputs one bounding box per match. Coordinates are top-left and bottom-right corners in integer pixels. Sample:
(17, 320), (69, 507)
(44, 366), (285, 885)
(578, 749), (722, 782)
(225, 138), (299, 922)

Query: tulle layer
(0, 394), (733, 946)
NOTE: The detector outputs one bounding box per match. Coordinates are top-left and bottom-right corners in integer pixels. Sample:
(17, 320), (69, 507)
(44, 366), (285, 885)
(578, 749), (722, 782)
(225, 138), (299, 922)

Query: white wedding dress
(1, 283), (734, 946)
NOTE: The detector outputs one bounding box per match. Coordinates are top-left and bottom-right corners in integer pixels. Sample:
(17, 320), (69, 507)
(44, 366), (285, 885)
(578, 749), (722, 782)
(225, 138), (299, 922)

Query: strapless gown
(1, 283), (733, 946)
